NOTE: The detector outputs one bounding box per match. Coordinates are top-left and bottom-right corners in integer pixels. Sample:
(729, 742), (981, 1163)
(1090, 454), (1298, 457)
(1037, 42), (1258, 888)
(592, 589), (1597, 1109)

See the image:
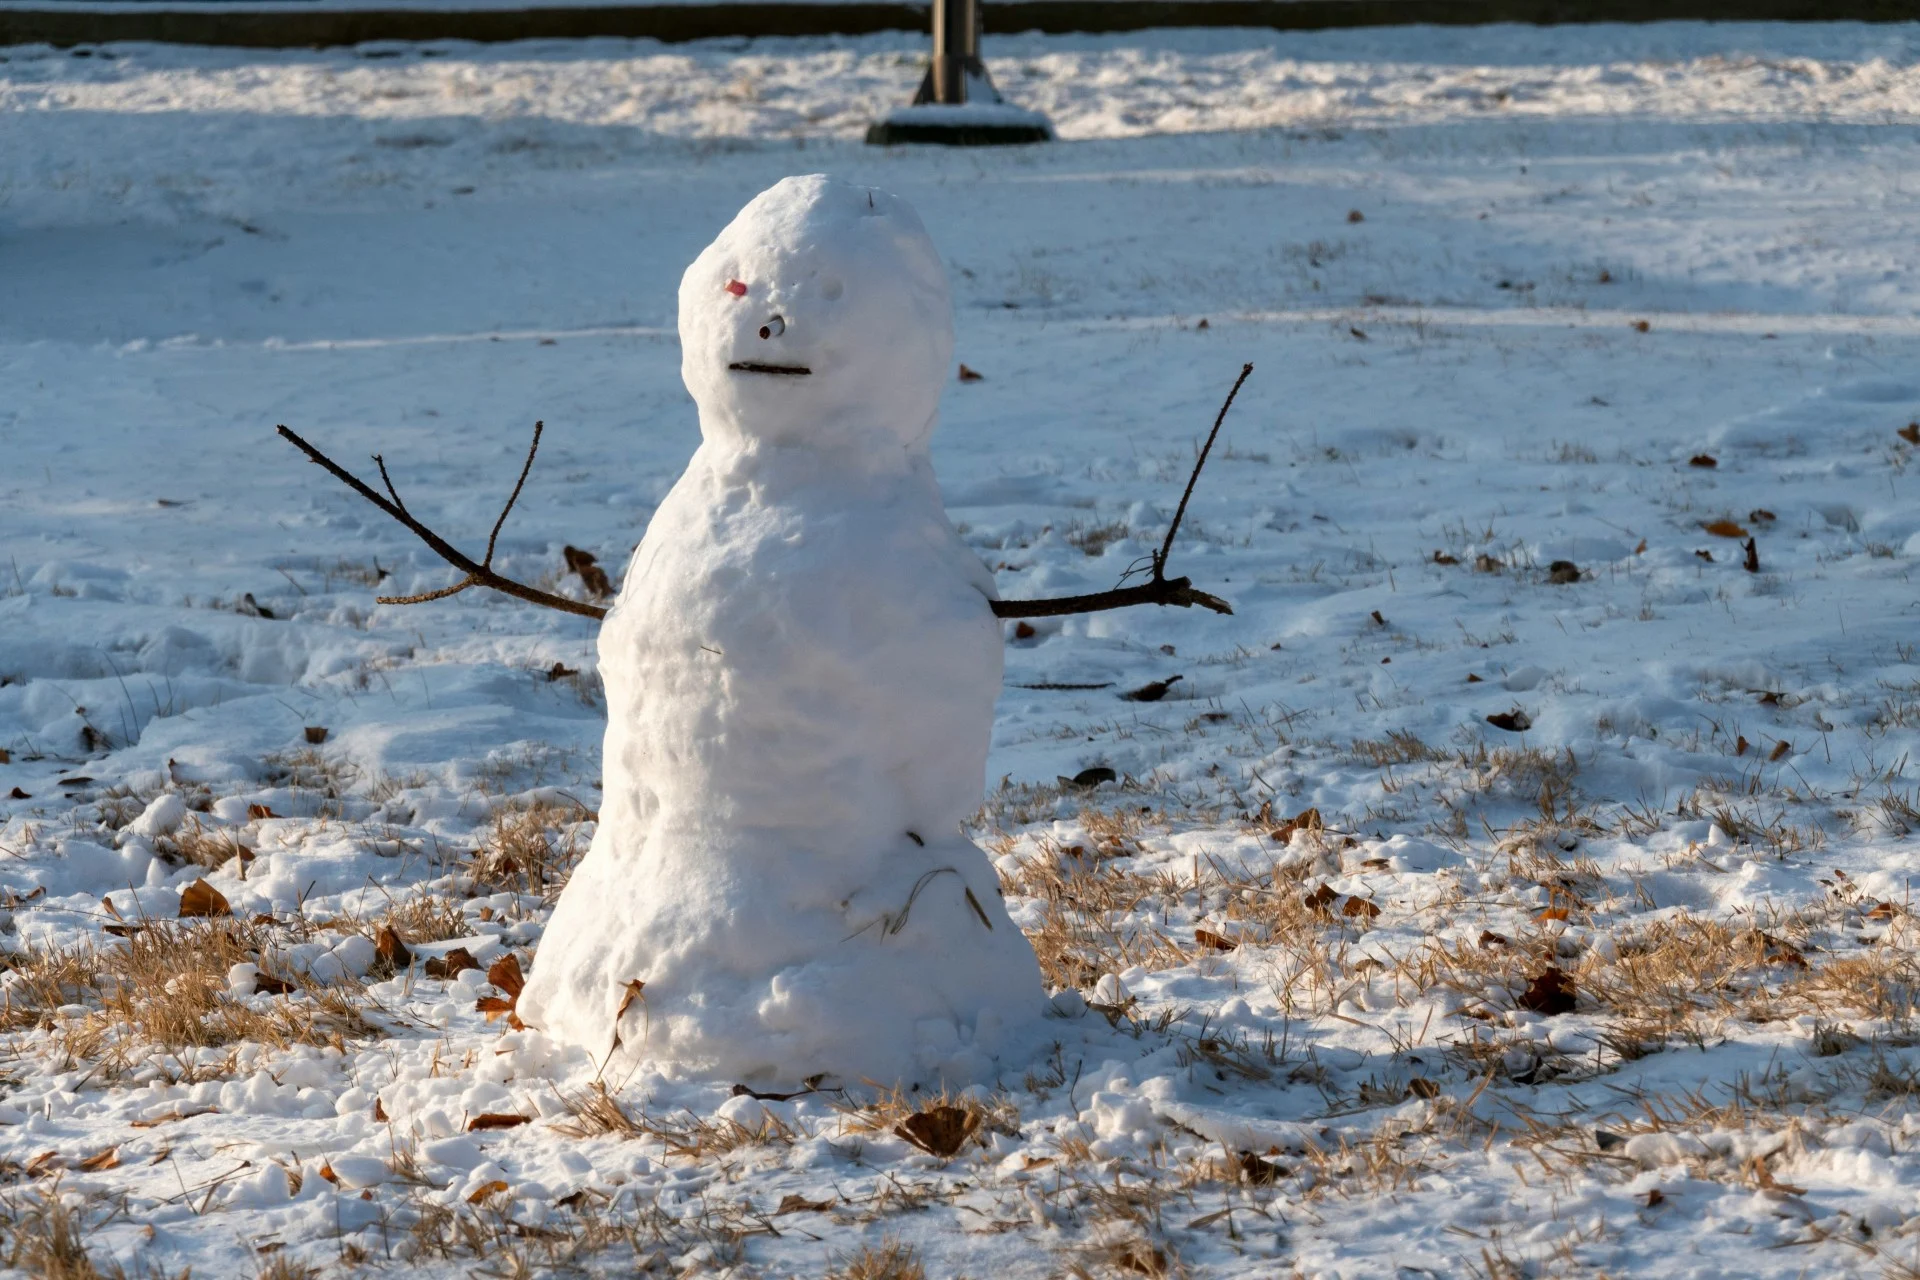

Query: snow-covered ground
(4, 21), (1920, 1279)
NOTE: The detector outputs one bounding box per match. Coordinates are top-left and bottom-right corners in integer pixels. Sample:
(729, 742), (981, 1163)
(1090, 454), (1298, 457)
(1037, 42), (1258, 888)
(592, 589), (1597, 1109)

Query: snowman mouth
(729, 361), (812, 376)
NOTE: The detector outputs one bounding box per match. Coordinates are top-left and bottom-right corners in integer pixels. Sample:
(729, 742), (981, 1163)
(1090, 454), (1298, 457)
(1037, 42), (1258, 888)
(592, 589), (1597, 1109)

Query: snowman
(516, 175), (1048, 1087)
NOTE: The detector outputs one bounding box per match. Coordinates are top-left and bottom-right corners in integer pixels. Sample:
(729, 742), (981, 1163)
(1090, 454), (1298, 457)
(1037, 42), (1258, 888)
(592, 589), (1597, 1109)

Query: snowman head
(679, 175), (955, 454)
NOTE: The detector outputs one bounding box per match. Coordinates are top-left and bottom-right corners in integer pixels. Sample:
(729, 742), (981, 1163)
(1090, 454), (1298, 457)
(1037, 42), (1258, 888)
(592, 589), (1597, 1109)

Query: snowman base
(866, 102), (1053, 147)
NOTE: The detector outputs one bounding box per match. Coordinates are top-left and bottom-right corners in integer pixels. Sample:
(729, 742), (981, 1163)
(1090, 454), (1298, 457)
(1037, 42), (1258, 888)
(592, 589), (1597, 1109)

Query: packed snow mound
(518, 175), (1048, 1087)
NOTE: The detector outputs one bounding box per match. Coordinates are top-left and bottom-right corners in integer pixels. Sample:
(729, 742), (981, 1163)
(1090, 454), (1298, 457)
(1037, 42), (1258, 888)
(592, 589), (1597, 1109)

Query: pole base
(866, 103), (1053, 147)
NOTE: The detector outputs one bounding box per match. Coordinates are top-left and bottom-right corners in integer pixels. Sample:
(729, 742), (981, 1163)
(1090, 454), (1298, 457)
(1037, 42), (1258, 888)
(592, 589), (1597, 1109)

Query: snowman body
(517, 176), (1047, 1086)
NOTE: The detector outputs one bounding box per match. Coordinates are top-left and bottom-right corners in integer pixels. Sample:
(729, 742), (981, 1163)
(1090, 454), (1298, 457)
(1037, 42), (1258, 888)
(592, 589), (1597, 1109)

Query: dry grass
(827, 1238), (925, 1280)
(2, 921), (376, 1080)
(469, 799), (591, 900)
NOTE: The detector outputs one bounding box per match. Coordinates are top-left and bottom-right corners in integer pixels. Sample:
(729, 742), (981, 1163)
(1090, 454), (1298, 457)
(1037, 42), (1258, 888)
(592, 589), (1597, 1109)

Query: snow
(2, 18), (1920, 1279)
(518, 175), (1048, 1085)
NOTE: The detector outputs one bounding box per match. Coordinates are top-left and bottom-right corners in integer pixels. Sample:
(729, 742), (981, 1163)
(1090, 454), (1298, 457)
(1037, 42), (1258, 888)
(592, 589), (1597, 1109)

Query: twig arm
(990, 577), (1230, 620)
(275, 424), (608, 622)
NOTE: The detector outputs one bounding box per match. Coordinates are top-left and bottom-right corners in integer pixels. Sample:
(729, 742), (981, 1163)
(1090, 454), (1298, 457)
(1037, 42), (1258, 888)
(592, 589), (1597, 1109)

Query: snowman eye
(758, 316), (785, 340)
(724, 280), (748, 297)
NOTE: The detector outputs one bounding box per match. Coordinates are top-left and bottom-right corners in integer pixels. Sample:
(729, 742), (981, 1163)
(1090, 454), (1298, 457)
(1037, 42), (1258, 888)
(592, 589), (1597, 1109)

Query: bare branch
(1156, 361), (1253, 577)
(991, 576), (1230, 620)
(277, 364), (1248, 628)
(992, 362), (1250, 620)
(275, 424), (608, 622)
(378, 577), (478, 606)
(486, 423), (543, 569)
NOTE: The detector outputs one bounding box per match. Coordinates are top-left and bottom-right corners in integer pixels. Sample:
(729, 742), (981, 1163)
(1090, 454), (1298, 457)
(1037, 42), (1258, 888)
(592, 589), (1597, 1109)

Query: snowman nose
(758, 316), (785, 340)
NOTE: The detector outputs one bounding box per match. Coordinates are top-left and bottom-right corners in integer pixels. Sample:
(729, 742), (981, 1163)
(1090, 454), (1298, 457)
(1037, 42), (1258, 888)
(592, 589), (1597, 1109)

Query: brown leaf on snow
(1478, 930), (1511, 949)
(563, 546), (614, 598)
(1120, 675), (1183, 703)
(1702, 519), (1748, 538)
(1269, 806), (1323, 844)
(424, 947), (479, 980)
(1688, 453), (1717, 468)
(466, 1179), (510, 1203)
(8, 788), (30, 800)
(1341, 895), (1381, 920)
(616, 979), (646, 1022)
(1736, 735), (1750, 757)
(375, 925), (411, 970)
(1303, 883), (1339, 914)
(247, 804), (279, 820)
(487, 954), (526, 999)
(1237, 1151), (1285, 1184)
(253, 972), (298, 996)
(1407, 1077), (1441, 1099)
(894, 1106), (978, 1157)
(957, 364), (985, 383)
(1631, 319), (1651, 333)
(77, 1148), (120, 1173)
(1770, 740), (1792, 761)
(178, 879), (231, 919)
(1900, 422), (1920, 444)
(1547, 560), (1581, 584)
(1432, 550), (1459, 565)
(1486, 710), (1532, 732)
(303, 726), (329, 745)
(129, 1108), (218, 1129)
(466, 1113), (531, 1132)
(1012, 621), (1036, 639)
(774, 1193), (836, 1215)
(476, 995), (519, 1023)
(1194, 928), (1238, 952)
(1519, 966), (1576, 1016)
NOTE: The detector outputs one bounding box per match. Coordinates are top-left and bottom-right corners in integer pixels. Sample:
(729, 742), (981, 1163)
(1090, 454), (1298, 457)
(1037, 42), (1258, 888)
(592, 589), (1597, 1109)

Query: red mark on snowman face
(724, 280), (748, 297)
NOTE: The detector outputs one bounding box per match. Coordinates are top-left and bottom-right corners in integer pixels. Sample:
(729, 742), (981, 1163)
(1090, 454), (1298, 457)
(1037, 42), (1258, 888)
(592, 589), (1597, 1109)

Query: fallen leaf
(1195, 318), (1209, 330)
(0, 748), (8, 763)
(424, 947), (480, 980)
(1519, 966), (1576, 1016)
(1901, 423), (1920, 444)
(1703, 520), (1748, 538)
(1547, 560), (1581, 584)
(1341, 895), (1381, 920)
(1867, 901), (1902, 921)
(1237, 1151), (1285, 1184)
(1634, 538), (1647, 555)
(1695, 549), (1715, 562)
(957, 364), (984, 382)
(1536, 906), (1569, 922)
(1632, 319), (1651, 333)
(1349, 326), (1369, 341)
(1116, 1244), (1169, 1276)
(1303, 883), (1339, 913)
(303, 726), (329, 745)
(1347, 208), (1365, 223)
(774, 1194), (836, 1215)
(1432, 550), (1460, 565)
(247, 804), (279, 820)
(562, 546), (614, 598)
(1743, 537), (1760, 573)
(1465, 673), (1483, 683)
(1012, 621), (1036, 639)
(466, 1179), (510, 1203)
(1749, 508), (1777, 523)
(1736, 735), (1750, 756)
(1120, 675), (1183, 702)
(77, 1147), (120, 1172)
(1594, 1129), (1625, 1151)
(375, 925), (411, 970)
(1269, 807), (1323, 844)
(1644, 1188), (1666, 1207)
(318, 1163), (338, 1184)
(487, 953), (525, 999)
(476, 995), (518, 1023)
(130, 1107), (219, 1129)
(545, 662), (578, 681)
(895, 1106), (977, 1157)
(1408, 1077), (1441, 1099)
(1066, 766), (1116, 789)
(1689, 454), (1717, 468)
(1770, 740), (1792, 761)
(1370, 610), (1387, 626)
(7, 788), (28, 801)
(1757, 690), (1782, 705)
(25, 1151), (58, 1177)
(1486, 710), (1532, 732)
(178, 879), (231, 919)
(1194, 928), (1238, 952)
(466, 1114), (530, 1132)
(253, 971), (298, 996)
(373, 1098), (388, 1122)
